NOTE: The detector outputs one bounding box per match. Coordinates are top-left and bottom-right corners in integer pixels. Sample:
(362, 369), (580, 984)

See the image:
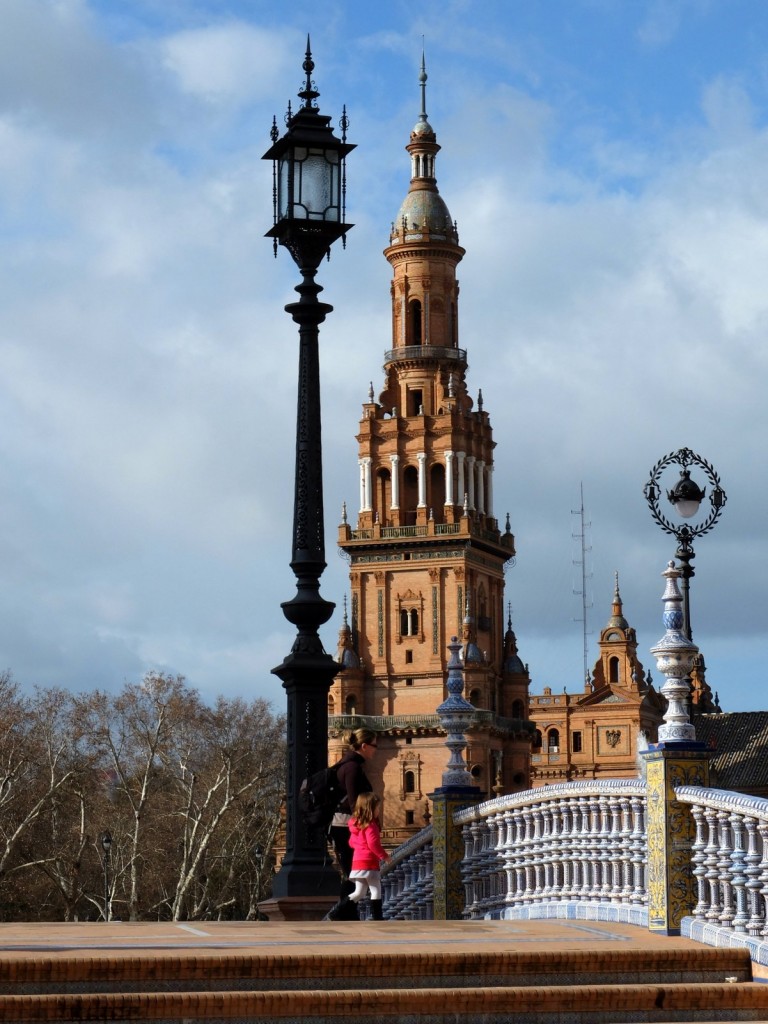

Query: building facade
(329, 63), (533, 847)
(528, 577), (666, 784)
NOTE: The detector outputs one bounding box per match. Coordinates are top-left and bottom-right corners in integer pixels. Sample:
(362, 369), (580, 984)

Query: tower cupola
(391, 53), (459, 245)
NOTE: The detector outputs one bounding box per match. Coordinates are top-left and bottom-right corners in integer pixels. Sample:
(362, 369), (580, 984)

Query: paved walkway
(0, 920), (762, 1023)
(0, 917), (712, 961)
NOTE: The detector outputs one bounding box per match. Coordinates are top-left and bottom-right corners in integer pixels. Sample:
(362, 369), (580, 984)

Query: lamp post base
(258, 895), (339, 922)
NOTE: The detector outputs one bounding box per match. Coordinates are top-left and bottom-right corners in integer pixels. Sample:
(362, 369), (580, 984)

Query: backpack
(298, 762), (344, 831)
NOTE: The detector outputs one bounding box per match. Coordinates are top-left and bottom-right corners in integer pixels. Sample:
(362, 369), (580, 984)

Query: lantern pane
(295, 148), (340, 221)
(278, 156), (291, 219)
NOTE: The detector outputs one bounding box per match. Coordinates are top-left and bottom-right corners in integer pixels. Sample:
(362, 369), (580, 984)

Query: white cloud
(0, 0), (766, 715)
(162, 21), (294, 105)
(636, 0), (684, 48)
(701, 74), (756, 140)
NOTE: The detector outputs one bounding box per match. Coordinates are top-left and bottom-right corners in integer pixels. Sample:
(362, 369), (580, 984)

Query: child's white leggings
(349, 870), (382, 901)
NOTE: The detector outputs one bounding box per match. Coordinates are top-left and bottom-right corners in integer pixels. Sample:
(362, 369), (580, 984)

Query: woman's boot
(324, 896), (351, 921)
(324, 896), (360, 921)
(369, 899), (384, 921)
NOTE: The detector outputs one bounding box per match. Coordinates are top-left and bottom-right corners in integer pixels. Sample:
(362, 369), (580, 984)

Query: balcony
(383, 345), (467, 366)
(339, 517), (514, 556)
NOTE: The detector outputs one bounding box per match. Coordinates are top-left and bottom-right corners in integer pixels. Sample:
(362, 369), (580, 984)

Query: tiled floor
(0, 917), (723, 961)
(0, 921), (763, 1023)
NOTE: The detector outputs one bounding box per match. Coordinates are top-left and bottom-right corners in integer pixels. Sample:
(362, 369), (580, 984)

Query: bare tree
(0, 679), (85, 916)
(75, 673), (192, 920)
(162, 694), (284, 920)
(0, 672), (285, 921)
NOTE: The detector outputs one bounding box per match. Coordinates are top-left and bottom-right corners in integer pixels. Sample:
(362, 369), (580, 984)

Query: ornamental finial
(419, 42), (428, 124)
(650, 561), (699, 744)
(299, 35), (319, 109)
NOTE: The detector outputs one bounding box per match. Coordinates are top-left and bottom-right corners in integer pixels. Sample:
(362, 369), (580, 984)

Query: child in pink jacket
(348, 792), (390, 920)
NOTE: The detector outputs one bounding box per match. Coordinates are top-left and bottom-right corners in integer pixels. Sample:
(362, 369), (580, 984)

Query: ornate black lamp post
(100, 830), (112, 921)
(643, 447), (727, 641)
(263, 40), (354, 906)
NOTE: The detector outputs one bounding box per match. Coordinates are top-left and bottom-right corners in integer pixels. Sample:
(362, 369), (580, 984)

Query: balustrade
(380, 780), (768, 946)
(454, 780), (646, 919)
(381, 826), (433, 920)
(677, 786), (768, 940)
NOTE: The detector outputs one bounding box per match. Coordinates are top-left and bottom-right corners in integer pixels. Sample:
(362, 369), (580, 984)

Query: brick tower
(331, 58), (533, 846)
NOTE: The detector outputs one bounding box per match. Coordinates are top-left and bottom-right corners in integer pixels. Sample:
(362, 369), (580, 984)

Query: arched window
(430, 463), (446, 520)
(403, 465), (419, 525)
(469, 688), (482, 707)
(345, 694), (357, 715)
(409, 299), (422, 346)
(609, 656), (620, 684)
(511, 699), (524, 719)
(404, 771), (415, 794)
(376, 468), (392, 522)
(548, 729), (560, 752)
(328, 695), (335, 714)
(400, 608), (419, 637)
(533, 730), (542, 749)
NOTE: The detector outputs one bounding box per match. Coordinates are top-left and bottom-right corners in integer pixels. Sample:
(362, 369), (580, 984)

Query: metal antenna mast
(572, 483), (593, 685)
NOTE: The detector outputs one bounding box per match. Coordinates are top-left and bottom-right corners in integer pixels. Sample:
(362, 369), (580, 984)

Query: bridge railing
(676, 786), (768, 939)
(381, 825), (433, 920)
(382, 780), (648, 921)
(455, 780), (648, 919)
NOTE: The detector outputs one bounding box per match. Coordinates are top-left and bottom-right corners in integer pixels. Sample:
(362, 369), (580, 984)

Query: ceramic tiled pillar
(644, 561), (710, 934)
(429, 786), (479, 920)
(643, 746), (709, 934)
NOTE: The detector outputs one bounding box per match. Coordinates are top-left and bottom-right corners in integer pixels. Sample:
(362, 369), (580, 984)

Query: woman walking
(326, 728), (380, 920)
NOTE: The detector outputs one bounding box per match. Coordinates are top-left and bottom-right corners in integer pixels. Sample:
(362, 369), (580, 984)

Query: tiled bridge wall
(382, 778), (768, 963)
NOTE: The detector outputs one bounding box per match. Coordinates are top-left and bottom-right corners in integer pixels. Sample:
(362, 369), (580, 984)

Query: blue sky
(1, 0), (767, 713)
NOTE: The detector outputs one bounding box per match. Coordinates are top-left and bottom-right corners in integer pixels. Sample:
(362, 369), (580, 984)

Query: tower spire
(419, 46), (429, 128)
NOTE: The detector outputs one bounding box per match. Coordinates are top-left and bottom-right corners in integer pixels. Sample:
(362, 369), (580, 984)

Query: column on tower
(417, 452), (427, 508)
(444, 450), (454, 507)
(359, 457), (372, 512)
(390, 454), (400, 510)
(477, 460), (485, 516)
(457, 451), (466, 506)
(466, 455), (476, 510)
(486, 465), (494, 519)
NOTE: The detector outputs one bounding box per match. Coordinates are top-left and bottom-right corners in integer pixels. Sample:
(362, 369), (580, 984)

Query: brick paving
(0, 916), (727, 961)
(0, 919), (765, 1022)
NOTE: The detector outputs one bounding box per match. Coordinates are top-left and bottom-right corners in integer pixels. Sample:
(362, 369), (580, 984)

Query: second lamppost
(100, 830), (112, 922)
(643, 447), (727, 641)
(263, 40), (354, 907)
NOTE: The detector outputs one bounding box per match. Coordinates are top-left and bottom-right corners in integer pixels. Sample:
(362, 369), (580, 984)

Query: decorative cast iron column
(263, 41), (354, 908)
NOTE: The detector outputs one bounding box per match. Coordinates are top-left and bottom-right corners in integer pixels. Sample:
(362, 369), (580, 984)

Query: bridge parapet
(455, 780), (648, 919)
(382, 825), (433, 920)
(676, 786), (768, 942)
(382, 780), (648, 922)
